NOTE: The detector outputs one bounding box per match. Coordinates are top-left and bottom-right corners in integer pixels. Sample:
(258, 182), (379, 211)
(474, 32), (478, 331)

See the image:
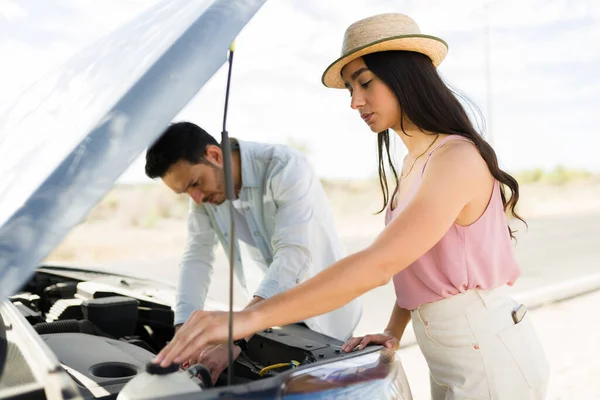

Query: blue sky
(1, 0), (598, 182)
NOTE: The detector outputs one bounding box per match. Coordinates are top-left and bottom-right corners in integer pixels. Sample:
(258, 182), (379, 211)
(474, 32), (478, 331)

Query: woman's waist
(393, 266), (520, 311)
(412, 285), (510, 315)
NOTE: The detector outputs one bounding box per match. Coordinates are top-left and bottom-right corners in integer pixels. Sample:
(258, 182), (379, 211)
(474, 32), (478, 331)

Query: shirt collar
(234, 139), (260, 188)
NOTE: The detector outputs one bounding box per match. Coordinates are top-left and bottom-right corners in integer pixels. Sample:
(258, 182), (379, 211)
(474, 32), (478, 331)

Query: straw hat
(322, 13), (448, 89)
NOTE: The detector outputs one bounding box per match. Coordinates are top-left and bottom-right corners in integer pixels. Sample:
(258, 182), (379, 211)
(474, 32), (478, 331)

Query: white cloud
(0, 0), (26, 21)
(411, 0), (598, 32)
(2, 0), (600, 185)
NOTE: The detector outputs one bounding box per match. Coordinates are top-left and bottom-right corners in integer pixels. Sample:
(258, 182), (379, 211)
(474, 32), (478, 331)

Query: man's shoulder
(238, 139), (307, 169)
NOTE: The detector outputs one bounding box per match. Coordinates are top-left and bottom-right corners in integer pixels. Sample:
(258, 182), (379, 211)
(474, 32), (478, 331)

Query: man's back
(178, 140), (361, 341)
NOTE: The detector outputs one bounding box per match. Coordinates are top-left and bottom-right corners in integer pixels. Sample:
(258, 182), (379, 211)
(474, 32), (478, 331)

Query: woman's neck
(393, 126), (442, 159)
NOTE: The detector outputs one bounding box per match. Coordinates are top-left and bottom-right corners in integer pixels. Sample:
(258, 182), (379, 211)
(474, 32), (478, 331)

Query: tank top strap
(421, 135), (474, 176)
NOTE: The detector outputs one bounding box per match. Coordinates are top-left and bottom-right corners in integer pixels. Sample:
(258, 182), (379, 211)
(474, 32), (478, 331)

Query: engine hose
(259, 360), (300, 377)
(187, 364), (213, 388)
(33, 319), (100, 335)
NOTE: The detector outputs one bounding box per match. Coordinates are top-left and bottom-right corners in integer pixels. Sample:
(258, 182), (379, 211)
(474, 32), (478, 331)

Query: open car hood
(0, 0), (266, 301)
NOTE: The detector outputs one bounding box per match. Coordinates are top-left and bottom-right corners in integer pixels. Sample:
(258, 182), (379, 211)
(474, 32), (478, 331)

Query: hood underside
(0, 0), (266, 302)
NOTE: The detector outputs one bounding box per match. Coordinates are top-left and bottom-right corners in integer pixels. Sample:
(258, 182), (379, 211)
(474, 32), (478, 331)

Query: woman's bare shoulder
(430, 138), (486, 170)
(422, 137), (492, 195)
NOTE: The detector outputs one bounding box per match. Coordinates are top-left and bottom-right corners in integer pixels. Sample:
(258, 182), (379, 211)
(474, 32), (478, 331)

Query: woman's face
(341, 57), (401, 133)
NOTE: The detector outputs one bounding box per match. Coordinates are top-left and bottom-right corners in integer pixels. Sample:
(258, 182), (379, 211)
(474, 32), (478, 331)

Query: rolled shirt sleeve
(174, 202), (218, 325)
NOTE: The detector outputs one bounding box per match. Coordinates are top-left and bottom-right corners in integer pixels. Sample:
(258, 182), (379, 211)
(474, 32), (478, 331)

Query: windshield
(0, 0), (265, 300)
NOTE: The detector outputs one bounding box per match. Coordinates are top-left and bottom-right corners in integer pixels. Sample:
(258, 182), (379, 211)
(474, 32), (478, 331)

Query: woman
(155, 13), (550, 399)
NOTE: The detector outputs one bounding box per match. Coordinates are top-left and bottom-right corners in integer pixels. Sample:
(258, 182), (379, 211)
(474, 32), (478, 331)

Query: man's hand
(174, 324), (213, 370)
(154, 310), (256, 367)
(163, 297), (263, 370)
(193, 344), (242, 384)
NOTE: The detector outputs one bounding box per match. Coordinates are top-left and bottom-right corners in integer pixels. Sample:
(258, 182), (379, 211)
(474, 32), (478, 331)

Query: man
(145, 121), (362, 382)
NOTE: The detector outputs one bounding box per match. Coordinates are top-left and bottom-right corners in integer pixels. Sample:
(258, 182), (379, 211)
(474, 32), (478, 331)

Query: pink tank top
(386, 135), (521, 310)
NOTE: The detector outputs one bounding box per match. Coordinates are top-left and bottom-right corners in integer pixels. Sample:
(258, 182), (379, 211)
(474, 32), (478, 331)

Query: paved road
(104, 212), (600, 335)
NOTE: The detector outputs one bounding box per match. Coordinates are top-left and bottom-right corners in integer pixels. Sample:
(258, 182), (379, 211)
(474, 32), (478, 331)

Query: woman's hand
(153, 310), (255, 368)
(341, 332), (399, 353)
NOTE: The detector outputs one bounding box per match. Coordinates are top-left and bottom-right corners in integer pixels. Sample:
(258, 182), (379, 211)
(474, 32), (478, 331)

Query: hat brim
(321, 34), (448, 89)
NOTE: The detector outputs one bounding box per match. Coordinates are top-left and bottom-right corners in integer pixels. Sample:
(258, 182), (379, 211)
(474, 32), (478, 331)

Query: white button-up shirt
(175, 139), (362, 341)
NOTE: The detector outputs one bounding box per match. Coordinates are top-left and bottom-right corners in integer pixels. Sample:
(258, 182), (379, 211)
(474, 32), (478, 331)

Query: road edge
(399, 273), (600, 349)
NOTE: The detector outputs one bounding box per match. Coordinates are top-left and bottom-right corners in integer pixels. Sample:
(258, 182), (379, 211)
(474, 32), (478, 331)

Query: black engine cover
(41, 333), (155, 399)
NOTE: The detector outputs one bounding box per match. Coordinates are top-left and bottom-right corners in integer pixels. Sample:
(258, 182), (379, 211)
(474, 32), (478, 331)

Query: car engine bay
(4, 267), (352, 399)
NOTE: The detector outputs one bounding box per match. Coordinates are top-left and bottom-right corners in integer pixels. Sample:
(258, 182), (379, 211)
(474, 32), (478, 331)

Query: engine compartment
(8, 267), (350, 398)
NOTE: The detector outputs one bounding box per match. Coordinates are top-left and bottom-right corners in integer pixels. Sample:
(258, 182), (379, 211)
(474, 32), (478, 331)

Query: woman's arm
(155, 142), (488, 366)
(342, 302), (411, 352)
(250, 142), (485, 331)
(384, 303), (411, 341)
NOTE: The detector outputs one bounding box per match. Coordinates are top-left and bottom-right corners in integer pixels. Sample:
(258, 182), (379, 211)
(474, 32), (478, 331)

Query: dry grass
(46, 177), (600, 264)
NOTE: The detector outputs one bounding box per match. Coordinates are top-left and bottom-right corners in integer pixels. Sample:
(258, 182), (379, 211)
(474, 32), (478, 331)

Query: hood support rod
(220, 40), (237, 387)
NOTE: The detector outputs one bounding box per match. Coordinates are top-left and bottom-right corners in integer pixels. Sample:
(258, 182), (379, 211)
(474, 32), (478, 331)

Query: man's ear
(204, 145), (223, 165)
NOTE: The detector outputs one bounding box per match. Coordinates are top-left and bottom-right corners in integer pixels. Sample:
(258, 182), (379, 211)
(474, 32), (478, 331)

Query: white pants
(410, 287), (550, 399)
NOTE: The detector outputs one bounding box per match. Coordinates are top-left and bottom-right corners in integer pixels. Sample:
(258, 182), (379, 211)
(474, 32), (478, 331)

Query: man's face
(162, 146), (226, 205)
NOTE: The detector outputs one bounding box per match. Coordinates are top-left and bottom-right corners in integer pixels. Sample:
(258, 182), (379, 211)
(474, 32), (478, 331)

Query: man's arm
(245, 295), (264, 310)
(253, 153), (316, 303)
(175, 202), (218, 326)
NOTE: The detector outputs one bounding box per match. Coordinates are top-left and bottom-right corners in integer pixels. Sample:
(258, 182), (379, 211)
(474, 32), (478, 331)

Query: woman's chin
(368, 123), (383, 133)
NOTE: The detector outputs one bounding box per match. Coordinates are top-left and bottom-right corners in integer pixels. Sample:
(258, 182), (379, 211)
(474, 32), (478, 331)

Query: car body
(0, 0), (412, 398)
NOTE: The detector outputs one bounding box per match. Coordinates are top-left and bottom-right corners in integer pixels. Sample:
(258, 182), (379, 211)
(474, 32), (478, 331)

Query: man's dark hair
(145, 122), (219, 179)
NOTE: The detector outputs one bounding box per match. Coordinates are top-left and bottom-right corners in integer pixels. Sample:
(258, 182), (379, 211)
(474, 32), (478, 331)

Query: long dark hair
(363, 51), (525, 238)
